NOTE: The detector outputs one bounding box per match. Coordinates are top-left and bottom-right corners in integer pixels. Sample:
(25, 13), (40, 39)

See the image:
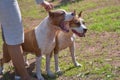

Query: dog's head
(48, 9), (75, 32)
(70, 11), (87, 37)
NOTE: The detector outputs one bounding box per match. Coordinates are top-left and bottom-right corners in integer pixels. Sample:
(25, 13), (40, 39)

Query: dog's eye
(59, 12), (65, 16)
(82, 21), (85, 24)
(76, 22), (80, 25)
(61, 12), (65, 15)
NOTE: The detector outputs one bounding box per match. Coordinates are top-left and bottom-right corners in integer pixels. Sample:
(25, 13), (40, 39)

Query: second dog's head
(48, 9), (75, 32)
(70, 11), (87, 37)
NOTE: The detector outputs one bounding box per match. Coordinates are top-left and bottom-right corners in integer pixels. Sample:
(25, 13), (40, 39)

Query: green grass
(19, 0), (120, 32)
(0, 0), (120, 80)
(86, 6), (120, 32)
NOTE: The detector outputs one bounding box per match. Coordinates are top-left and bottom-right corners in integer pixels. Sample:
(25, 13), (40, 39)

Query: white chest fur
(35, 17), (56, 54)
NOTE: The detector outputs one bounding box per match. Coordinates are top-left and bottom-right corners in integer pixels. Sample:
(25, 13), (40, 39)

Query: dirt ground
(0, 31), (119, 80)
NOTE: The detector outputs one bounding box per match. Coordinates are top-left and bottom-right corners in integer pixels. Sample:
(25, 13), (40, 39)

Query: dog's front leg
(36, 56), (44, 80)
(69, 42), (82, 67)
(23, 53), (30, 66)
(54, 50), (61, 74)
(46, 54), (55, 78)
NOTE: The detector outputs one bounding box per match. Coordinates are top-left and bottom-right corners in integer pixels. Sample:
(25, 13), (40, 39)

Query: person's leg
(7, 44), (31, 80)
(0, 0), (38, 79)
(2, 43), (11, 63)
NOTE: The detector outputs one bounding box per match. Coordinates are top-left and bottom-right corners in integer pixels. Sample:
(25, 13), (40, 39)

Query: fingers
(41, 1), (54, 11)
(45, 3), (54, 11)
(50, 3), (54, 9)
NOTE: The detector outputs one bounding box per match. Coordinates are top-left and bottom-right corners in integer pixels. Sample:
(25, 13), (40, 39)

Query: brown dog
(53, 11), (87, 73)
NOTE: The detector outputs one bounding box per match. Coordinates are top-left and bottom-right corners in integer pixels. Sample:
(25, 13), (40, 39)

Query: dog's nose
(84, 28), (87, 33)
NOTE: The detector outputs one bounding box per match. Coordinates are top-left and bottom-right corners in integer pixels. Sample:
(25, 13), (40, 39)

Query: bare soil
(0, 31), (119, 80)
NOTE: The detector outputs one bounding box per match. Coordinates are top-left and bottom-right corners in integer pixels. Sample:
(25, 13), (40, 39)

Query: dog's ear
(78, 11), (82, 17)
(73, 10), (76, 16)
(48, 11), (54, 17)
(71, 10), (76, 16)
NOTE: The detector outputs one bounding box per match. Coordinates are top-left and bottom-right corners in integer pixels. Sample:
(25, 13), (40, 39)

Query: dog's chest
(35, 27), (56, 54)
(56, 32), (74, 50)
(41, 38), (56, 54)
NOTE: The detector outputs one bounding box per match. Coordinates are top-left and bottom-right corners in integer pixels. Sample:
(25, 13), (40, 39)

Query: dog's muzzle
(72, 28), (87, 37)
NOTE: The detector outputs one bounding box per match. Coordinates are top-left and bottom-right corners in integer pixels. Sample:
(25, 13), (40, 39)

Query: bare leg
(7, 44), (37, 80)
(3, 43), (11, 63)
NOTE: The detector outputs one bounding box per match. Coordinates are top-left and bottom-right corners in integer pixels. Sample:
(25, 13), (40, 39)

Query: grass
(0, 0), (120, 80)
(87, 6), (120, 32)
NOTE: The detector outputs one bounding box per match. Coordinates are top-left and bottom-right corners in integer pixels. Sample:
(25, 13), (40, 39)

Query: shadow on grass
(28, 61), (57, 80)
(43, 66), (79, 80)
(0, 61), (79, 80)
(0, 71), (14, 80)
(28, 61), (78, 80)
(0, 61), (57, 80)
(54, 66), (81, 78)
(0, 61), (36, 80)
(61, 66), (77, 74)
(55, 0), (83, 9)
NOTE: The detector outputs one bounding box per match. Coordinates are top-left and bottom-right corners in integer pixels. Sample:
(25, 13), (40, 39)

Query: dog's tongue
(72, 29), (85, 37)
(60, 22), (69, 32)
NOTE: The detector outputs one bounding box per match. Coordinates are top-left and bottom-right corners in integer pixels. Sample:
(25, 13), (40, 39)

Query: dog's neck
(35, 16), (59, 50)
(68, 29), (74, 36)
(35, 16), (58, 34)
(61, 29), (74, 37)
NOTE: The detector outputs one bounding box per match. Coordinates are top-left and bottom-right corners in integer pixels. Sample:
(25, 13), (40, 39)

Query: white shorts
(0, 0), (24, 45)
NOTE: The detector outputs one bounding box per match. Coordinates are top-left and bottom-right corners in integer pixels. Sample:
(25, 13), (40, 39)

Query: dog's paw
(25, 60), (30, 67)
(55, 67), (63, 75)
(38, 77), (44, 80)
(42, 56), (45, 59)
(56, 70), (63, 76)
(15, 75), (21, 80)
(74, 62), (82, 67)
(55, 67), (61, 72)
(37, 75), (44, 80)
(47, 72), (56, 78)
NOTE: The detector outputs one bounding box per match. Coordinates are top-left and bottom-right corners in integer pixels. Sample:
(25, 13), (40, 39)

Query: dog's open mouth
(59, 21), (69, 32)
(72, 29), (85, 37)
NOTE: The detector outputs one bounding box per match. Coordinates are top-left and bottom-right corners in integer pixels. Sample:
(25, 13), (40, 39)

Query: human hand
(41, 1), (54, 11)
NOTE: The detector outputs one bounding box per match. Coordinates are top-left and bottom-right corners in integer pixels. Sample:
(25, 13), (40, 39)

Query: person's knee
(2, 43), (11, 63)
